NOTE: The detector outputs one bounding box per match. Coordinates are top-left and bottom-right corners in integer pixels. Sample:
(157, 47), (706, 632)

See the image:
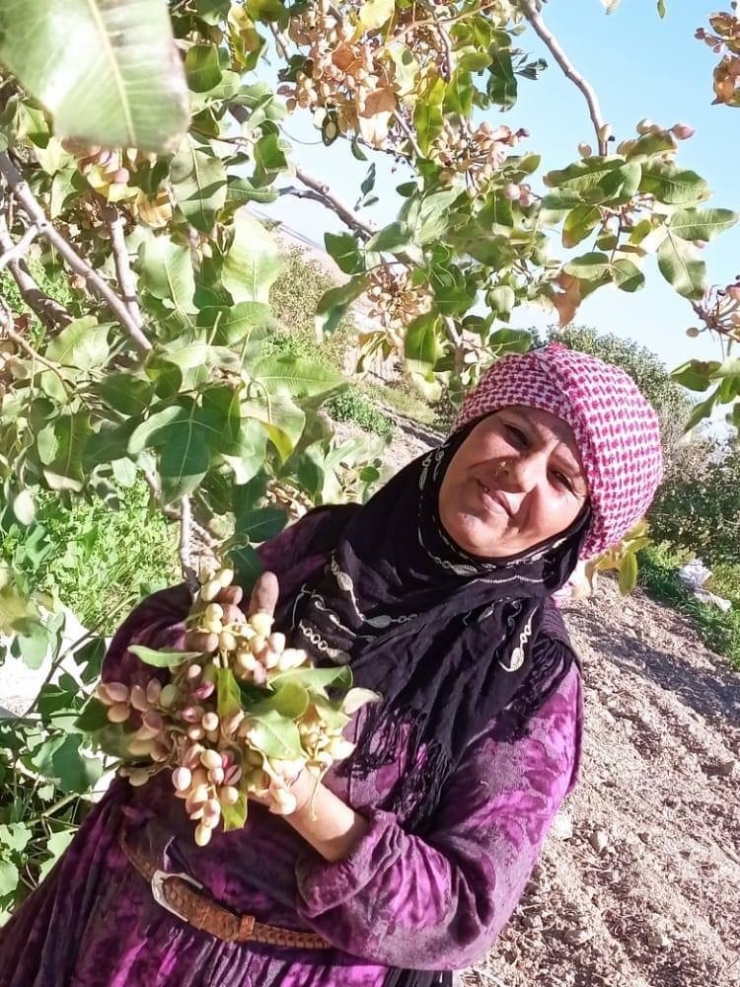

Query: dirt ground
(464, 578), (740, 987)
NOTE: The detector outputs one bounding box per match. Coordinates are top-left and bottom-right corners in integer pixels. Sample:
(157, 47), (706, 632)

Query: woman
(0, 343), (663, 986)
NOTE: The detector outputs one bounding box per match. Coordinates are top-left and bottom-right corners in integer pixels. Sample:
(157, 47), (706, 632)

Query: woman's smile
(439, 405), (589, 559)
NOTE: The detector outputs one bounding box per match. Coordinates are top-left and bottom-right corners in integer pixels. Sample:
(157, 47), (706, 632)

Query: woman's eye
(552, 471), (574, 493)
(505, 424), (527, 446)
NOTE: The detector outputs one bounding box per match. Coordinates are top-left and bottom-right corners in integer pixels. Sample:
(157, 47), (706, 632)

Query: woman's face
(438, 406), (588, 559)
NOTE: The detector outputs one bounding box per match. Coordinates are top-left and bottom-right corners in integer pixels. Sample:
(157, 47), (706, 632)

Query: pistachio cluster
(431, 122), (529, 193)
(93, 561), (371, 846)
(364, 266), (434, 344)
(279, 7), (398, 146)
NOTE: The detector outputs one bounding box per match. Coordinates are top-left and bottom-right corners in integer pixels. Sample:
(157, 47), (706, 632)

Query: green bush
(1, 482), (178, 633)
(268, 246), (355, 374)
(326, 391), (394, 437)
(638, 544), (740, 670)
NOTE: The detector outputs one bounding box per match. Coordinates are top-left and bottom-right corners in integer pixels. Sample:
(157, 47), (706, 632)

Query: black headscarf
(270, 424), (589, 835)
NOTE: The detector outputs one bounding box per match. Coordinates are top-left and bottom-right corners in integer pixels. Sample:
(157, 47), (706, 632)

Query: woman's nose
(504, 453), (547, 492)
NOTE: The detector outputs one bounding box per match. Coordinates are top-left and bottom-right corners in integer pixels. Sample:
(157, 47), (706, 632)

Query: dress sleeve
(294, 650), (583, 970)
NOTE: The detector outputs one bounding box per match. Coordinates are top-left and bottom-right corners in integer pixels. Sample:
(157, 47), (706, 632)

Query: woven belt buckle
(151, 868), (204, 922)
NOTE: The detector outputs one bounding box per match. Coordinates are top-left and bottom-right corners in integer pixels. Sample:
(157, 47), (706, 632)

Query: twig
(519, 0), (610, 155)
(0, 297), (70, 388)
(394, 113), (425, 160)
(179, 495), (192, 571)
(270, 22), (291, 61)
(0, 152), (152, 353)
(0, 223), (39, 270)
(0, 206), (72, 331)
(102, 204), (143, 328)
(294, 164), (377, 238)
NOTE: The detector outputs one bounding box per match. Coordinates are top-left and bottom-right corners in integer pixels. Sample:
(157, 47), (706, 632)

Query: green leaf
(0, 860), (19, 898)
(618, 552), (638, 595)
(657, 234), (706, 300)
(684, 389), (719, 432)
(668, 208), (738, 243)
(444, 71), (474, 116)
(243, 708), (303, 760)
(268, 664), (352, 693)
(315, 277), (368, 337)
(95, 374), (153, 416)
(252, 355), (343, 399)
(45, 317), (110, 371)
(74, 697), (111, 733)
(0, 823), (32, 855)
(37, 412), (92, 492)
(184, 43), (222, 93)
(414, 78), (445, 155)
(671, 360), (716, 392)
(129, 645), (202, 668)
(249, 681), (310, 719)
(196, 0), (231, 25)
(198, 302), (274, 348)
(487, 48), (517, 110)
(611, 258), (645, 292)
(254, 132), (288, 177)
(546, 159), (641, 203)
(24, 734), (103, 794)
(358, 0), (395, 31)
(366, 222), (412, 255)
(562, 251), (612, 281)
(234, 505), (287, 542)
(138, 233), (196, 314)
(12, 490), (36, 526)
(0, 0), (190, 153)
(221, 790), (248, 832)
(639, 164), (709, 206)
(487, 288), (516, 323)
(562, 205), (601, 248)
(37, 830), (75, 881)
(325, 233), (363, 275)
(216, 668), (242, 722)
(243, 394), (305, 461)
(170, 136), (227, 233)
(413, 189), (461, 245)
(159, 429), (210, 502)
(404, 313), (440, 377)
(222, 213), (282, 304)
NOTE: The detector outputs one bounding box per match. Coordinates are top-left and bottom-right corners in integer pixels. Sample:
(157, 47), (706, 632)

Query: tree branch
(519, 0), (610, 155)
(0, 205), (72, 331)
(102, 203), (143, 328)
(0, 223), (39, 271)
(178, 495), (194, 580)
(0, 152), (152, 353)
(294, 165), (377, 238)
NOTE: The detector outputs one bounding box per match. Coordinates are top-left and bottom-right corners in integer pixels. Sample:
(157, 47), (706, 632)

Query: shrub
(326, 392), (394, 437)
(638, 544), (740, 670)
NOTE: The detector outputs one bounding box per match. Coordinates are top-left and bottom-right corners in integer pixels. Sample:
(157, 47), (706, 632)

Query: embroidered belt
(119, 830), (330, 949)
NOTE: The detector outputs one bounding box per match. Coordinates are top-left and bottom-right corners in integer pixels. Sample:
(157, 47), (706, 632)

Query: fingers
(249, 571), (279, 619)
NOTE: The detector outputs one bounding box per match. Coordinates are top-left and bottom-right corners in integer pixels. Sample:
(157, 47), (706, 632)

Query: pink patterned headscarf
(454, 343), (664, 559)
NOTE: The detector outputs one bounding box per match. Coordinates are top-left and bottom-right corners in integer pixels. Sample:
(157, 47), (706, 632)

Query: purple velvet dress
(0, 535), (583, 986)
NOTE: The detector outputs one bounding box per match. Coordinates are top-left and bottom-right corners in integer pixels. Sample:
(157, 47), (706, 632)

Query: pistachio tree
(0, 0), (737, 914)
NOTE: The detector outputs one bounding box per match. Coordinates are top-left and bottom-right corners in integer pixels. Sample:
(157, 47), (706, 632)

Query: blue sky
(262, 0), (740, 373)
